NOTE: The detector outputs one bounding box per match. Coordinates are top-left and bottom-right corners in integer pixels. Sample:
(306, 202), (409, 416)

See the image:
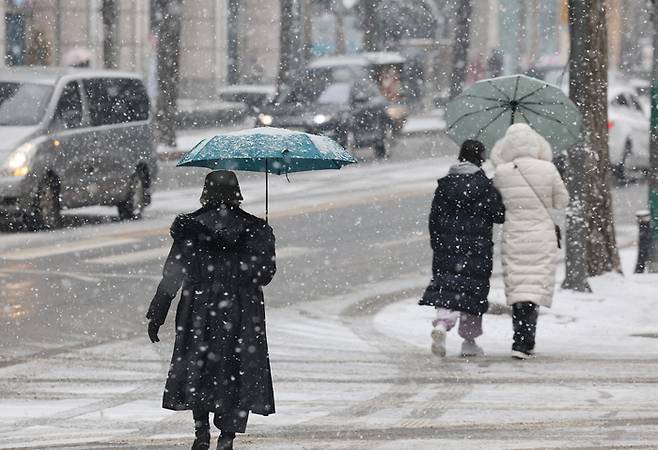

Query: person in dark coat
(147, 170), (276, 450)
(419, 140), (505, 358)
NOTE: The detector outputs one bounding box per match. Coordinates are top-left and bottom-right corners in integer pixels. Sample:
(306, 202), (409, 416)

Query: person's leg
(458, 313), (483, 341)
(192, 409), (211, 450)
(512, 302), (539, 358)
(432, 308), (459, 331)
(458, 313), (484, 357)
(214, 409), (249, 450)
(431, 308), (459, 356)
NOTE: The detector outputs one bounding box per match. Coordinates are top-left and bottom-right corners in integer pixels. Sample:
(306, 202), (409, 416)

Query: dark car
(256, 65), (392, 159)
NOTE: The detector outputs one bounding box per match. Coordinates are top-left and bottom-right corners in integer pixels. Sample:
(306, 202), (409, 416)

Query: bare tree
(278, 0), (300, 87)
(450, 0), (472, 98)
(563, 0), (620, 291)
(362, 0), (382, 52)
(101, 0), (118, 69)
(333, 0), (347, 55)
(649, 0), (658, 271)
(154, 0), (182, 147)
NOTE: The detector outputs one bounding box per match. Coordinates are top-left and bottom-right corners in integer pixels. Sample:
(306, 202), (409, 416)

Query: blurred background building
(0, 0), (654, 104)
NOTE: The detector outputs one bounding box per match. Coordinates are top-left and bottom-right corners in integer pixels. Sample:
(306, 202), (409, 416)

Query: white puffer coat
(491, 124), (569, 307)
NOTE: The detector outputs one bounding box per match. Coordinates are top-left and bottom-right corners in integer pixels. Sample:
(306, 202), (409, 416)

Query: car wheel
(374, 126), (393, 160)
(118, 171), (146, 220)
(26, 177), (61, 231)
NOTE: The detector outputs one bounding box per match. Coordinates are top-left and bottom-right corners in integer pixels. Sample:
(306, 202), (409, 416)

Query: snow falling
(0, 1), (657, 449)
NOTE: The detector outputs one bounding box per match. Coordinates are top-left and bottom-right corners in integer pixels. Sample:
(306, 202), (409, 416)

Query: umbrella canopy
(446, 74), (582, 154)
(176, 127), (357, 221)
(177, 127), (356, 173)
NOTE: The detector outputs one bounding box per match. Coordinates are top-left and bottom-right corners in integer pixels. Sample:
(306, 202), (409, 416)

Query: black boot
(216, 432), (235, 450)
(512, 302), (539, 358)
(192, 410), (211, 450)
(192, 434), (210, 450)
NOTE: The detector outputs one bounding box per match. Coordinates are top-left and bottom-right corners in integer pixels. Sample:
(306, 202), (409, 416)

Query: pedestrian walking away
(490, 124), (569, 360)
(420, 140), (505, 357)
(146, 170), (277, 450)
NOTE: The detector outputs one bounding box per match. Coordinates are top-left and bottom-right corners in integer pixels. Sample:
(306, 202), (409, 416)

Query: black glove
(148, 320), (160, 343)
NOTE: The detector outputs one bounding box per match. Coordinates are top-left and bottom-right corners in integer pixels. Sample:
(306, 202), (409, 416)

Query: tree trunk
(101, 0), (118, 69)
(154, 0), (182, 147)
(362, 0), (382, 52)
(450, 0), (471, 98)
(334, 0), (346, 55)
(563, 0), (594, 292)
(576, 0), (620, 276)
(649, 0), (658, 271)
(301, 0), (313, 63)
(563, 0), (621, 290)
(278, 0), (300, 87)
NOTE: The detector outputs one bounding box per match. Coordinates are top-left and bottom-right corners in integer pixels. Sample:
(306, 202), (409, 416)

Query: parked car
(608, 86), (650, 178)
(0, 67), (157, 229)
(530, 67), (650, 179)
(256, 64), (392, 158)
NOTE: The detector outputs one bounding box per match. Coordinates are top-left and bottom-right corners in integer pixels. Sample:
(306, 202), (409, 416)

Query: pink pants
(432, 308), (483, 340)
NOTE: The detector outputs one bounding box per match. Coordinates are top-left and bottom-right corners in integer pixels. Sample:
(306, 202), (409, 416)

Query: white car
(608, 86), (650, 177)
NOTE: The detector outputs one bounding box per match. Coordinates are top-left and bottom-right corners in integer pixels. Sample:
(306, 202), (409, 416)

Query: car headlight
(258, 113), (273, 126)
(3, 142), (33, 177)
(313, 114), (330, 125)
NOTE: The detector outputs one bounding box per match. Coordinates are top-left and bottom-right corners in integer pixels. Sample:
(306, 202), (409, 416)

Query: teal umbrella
(446, 74), (582, 154)
(177, 127), (357, 221)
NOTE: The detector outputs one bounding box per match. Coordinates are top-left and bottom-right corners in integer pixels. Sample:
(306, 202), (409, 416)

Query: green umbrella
(446, 74), (582, 154)
(177, 127), (357, 221)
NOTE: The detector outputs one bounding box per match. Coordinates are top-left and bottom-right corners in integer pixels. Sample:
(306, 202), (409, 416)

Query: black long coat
(419, 169), (505, 315)
(147, 205), (276, 416)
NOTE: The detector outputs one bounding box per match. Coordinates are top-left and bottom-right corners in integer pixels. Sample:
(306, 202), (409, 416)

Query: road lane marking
(85, 247), (169, 265)
(1, 183), (435, 262)
(0, 238), (139, 261)
(85, 245), (322, 266)
(370, 234), (427, 249)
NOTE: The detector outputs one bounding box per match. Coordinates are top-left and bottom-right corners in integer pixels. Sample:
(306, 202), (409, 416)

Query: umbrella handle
(265, 159), (269, 224)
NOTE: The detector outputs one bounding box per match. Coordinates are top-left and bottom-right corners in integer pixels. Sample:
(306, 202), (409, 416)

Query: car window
(362, 82), (381, 98)
(612, 94), (629, 108)
(629, 95), (644, 112)
(317, 83), (351, 104)
(54, 81), (83, 129)
(0, 82), (53, 126)
(84, 78), (150, 126)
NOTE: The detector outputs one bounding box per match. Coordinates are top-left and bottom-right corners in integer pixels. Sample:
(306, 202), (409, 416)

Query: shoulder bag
(514, 163), (562, 249)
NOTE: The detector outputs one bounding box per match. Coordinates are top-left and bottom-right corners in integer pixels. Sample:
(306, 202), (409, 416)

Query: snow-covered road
(1, 148), (657, 449)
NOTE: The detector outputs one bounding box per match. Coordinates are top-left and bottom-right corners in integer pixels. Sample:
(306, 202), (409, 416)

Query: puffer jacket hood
(490, 123), (553, 167)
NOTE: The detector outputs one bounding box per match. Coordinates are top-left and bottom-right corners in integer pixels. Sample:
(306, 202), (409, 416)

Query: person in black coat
(419, 140), (505, 358)
(147, 171), (276, 450)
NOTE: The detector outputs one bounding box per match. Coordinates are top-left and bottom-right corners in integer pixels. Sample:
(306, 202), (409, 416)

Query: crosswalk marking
(0, 238), (138, 261)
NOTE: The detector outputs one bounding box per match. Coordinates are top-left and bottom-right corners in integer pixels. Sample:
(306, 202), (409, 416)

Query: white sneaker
(461, 340), (484, 357)
(511, 349), (535, 360)
(431, 327), (447, 357)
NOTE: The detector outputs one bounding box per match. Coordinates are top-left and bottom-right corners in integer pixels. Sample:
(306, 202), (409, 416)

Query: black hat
(458, 140), (486, 167)
(200, 170), (243, 206)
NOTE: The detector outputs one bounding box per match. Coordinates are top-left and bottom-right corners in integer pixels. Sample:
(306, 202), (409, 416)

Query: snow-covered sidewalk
(376, 247), (658, 360)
